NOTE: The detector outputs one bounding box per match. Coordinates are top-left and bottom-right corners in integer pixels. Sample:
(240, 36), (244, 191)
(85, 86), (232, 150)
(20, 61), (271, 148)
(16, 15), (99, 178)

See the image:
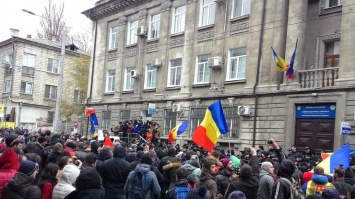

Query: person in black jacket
(95, 147), (112, 172)
(224, 147), (260, 199)
(100, 145), (129, 199)
(165, 167), (191, 199)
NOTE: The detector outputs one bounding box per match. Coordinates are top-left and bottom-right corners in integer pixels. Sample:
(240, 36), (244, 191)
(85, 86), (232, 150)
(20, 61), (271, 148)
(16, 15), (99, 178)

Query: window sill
(165, 86), (181, 90)
(170, 32), (184, 37)
(108, 48), (117, 52)
(43, 98), (55, 101)
(192, 83), (211, 88)
(230, 14), (250, 23)
(198, 24), (214, 31)
(143, 88), (156, 92)
(224, 79), (246, 85)
(320, 5), (342, 15)
(46, 71), (59, 75)
(126, 43), (137, 48)
(147, 38), (159, 43)
(104, 92), (114, 95)
(122, 90), (134, 94)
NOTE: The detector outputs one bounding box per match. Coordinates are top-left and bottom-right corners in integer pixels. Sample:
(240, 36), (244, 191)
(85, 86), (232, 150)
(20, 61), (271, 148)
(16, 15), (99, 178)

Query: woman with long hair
(36, 163), (59, 199)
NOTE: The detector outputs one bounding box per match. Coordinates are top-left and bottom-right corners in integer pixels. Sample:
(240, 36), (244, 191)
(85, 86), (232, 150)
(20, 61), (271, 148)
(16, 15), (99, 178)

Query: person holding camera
(288, 145), (302, 159)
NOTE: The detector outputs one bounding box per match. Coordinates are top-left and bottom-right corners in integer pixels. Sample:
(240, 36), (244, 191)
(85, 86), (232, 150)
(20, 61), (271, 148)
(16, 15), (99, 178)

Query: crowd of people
(0, 127), (355, 199)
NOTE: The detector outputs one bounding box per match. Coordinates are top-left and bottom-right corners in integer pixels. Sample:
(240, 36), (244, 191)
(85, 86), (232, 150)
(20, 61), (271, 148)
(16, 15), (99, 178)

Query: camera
(267, 140), (273, 144)
(235, 167), (240, 175)
(244, 147), (250, 152)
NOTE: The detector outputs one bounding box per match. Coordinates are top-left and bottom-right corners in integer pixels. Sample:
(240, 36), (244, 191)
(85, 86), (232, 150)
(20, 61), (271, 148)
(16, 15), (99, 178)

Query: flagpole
(229, 120), (232, 151)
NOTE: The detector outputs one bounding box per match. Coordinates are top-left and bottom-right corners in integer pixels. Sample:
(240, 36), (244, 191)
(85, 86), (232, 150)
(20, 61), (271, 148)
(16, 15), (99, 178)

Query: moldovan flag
(314, 143), (350, 174)
(103, 136), (114, 148)
(271, 47), (289, 72)
(168, 121), (189, 143)
(192, 100), (228, 152)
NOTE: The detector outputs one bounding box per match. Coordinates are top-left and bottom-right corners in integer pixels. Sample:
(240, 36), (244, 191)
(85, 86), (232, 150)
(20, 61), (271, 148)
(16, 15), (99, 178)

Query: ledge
(230, 14), (250, 23)
(197, 24), (214, 31)
(104, 92), (114, 96)
(43, 97), (55, 101)
(122, 90), (134, 94)
(142, 88), (156, 92)
(165, 86), (181, 91)
(125, 43), (137, 48)
(147, 38), (159, 43)
(170, 32), (184, 37)
(320, 5), (342, 15)
(46, 71), (59, 76)
(192, 83), (211, 88)
(224, 79), (246, 85)
(107, 48), (117, 52)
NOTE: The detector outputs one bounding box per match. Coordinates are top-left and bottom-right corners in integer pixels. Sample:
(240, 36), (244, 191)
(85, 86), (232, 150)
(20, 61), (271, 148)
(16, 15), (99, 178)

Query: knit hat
(75, 168), (102, 190)
(19, 160), (38, 176)
(186, 185), (207, 199)
(239, 164), (252, 179)
(140, 153), (152, 165)
(67, 141), (77, 150)
(136, 151), (144, 159)
(261, 161), (273, 171)
(321, 188), (340, 199)
(5, 134), (18, 146)
(227, 190), (246, 199)
(278, 160), (295, 177)
(220, 158), (230, 169)
(230, 155), (241, 167)
(203, 160), (215, 170)
(305, 195), (324, 199)
(37, 136), (47, 144)
(50, 134), (60, 144)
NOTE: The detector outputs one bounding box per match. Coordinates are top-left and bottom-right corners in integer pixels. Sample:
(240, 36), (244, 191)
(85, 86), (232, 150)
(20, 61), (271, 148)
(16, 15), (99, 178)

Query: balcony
(22, 66), (35, 76)
(299, 67), (339, 88)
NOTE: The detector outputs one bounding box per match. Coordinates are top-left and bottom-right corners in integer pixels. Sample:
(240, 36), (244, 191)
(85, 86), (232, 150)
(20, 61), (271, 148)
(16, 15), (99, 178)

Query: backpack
(280, 177), (305, 199)
(129, 170), (148, 199)
(175, 187), (192, 199)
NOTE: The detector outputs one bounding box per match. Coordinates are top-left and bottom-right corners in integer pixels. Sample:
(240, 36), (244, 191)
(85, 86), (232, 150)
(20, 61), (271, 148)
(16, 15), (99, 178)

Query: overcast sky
(0, 0), (96, 41)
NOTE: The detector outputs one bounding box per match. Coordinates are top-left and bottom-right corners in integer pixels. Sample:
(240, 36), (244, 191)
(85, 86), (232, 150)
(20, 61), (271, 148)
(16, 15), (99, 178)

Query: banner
(0, 122), (15, 129)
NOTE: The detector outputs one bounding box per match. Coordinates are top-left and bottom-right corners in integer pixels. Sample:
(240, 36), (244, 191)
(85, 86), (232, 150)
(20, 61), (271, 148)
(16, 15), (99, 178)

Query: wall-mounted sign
(148, 103), (156, 115)
(340, 121), (351, 135)
(296, 104), (336, 119)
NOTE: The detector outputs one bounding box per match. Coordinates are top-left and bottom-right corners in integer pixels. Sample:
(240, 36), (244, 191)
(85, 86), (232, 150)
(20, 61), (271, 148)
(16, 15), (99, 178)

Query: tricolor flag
(314, 143), (350, 174)
(168, 121), (189, 143)
(192, 100), (228, 152)
(86, 108), (98, 134)
(271, 47), (289, 72)
(286, 39), (298, 79)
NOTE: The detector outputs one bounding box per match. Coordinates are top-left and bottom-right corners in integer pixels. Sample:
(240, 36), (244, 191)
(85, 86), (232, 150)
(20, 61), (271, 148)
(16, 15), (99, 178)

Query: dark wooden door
(295, 119), (335, 153)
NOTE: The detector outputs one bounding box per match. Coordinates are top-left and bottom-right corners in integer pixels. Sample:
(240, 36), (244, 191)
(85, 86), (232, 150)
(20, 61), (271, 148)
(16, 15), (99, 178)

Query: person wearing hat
(186, 185), (207, 199)
(64, 167), (105, 199)
(301, 166), (334, 197)
(224, 147), (260, 199)
(2, 160), (41, 199)
(302, 147), (315, 163)
(215, 158), (234, 196)
(0, 148), (19, 198)
(227, 190), (246, 199)
(40, 134), (60, 168)
(321, 188), (340, 199)
(257, 161), (275, 199)
(0, 133), (18, 154)
(34, 136), (48, 156)
(197, 159), (219, 197)
(129, 150), (144, 171)
(65, 141), (77, 157)
(288, 145), (302, 159)
(95, 147), (112, 172)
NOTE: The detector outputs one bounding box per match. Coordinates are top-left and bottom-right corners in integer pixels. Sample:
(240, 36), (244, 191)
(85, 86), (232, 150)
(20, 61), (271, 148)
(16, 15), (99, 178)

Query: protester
(0, 148), (19, 198)
(332, 164), (352, 198)
(302, 166), (335, 197)
(186, 185), (207, 199)
(197, 160), (218, 197)
(95, 147), (112, 172)
(52, 164), (81, 199)
(257, 161), (275, 199)
(80, 153), (97, 171)
(165, 167), (191, 199)
(215, 158), (234, 196)
(36, 163), (59, 199)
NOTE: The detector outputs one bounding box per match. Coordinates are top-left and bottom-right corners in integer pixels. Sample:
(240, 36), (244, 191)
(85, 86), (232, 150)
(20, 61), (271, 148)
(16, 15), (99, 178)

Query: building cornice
(82, 0), (155, 21)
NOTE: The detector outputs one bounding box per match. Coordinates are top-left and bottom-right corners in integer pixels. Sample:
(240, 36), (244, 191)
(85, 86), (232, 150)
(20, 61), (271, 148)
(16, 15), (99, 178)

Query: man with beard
(216, 158), (235, 197)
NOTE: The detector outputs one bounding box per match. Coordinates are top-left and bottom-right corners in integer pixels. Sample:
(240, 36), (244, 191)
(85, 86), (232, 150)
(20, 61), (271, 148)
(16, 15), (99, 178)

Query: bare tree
(37, 0), (66, 41)
(68, 32), (91, 52)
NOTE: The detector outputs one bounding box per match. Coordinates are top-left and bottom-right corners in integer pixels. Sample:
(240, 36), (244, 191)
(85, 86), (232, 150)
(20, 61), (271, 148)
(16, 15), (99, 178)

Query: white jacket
(52, 164), (80, 199)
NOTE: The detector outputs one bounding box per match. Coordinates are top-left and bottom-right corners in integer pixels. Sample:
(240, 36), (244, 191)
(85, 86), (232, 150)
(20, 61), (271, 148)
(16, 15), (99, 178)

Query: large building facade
(0, 33), (88, 131)
(83, 0), (355, 151)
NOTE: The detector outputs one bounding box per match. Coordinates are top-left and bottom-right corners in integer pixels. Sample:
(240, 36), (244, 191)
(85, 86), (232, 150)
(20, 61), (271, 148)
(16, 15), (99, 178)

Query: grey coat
(257, 170), (275, 199)
(124, 163), (161, 199)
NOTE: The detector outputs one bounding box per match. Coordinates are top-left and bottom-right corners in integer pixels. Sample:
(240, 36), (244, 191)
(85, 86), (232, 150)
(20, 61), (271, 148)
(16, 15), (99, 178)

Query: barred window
(102, 111), (111, 130)
(163, 109), (177, 135)
(223, 107), (240, 139)
(121, 110), (131, 121)
(189, 108), (206, 136)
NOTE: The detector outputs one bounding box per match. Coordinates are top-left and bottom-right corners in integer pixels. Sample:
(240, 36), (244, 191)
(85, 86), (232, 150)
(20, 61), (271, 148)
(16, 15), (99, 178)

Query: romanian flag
(286, 39), (298, 79)
(103, 135), (114, 148)
(192, 100), (228, 153)
(314, 143), (350, 174)
(272, 47), (289, 72)
(168, 121), (189, 143)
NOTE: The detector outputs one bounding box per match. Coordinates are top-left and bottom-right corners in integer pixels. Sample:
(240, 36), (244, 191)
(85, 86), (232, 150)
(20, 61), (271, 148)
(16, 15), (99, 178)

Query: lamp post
(23, 9), (67, 133)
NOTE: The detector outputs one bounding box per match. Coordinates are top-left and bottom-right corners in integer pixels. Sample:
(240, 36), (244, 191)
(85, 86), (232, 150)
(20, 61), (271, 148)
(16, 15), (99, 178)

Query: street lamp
(23, 9), (67, 133)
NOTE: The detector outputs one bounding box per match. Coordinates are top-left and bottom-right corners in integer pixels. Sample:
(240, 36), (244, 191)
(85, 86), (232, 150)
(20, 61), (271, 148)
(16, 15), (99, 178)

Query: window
(144, 64), (157, 89)
(172, 5), (186, 34)
(149, 14), (161, 39)
(227, 47), (247, 80)
(121, 110), (131, 121)
(44, 85), (57, 99)
(195, 54), (211, 84)
(189, 108), (206, 136)
(326, 0), (342, 8)
(109, 26), (119, 49)
(47, 58), (59, 73)
(124, 67), (135, 91)
(20, 82), (33, 95)
(223, 107), (240, 138)
(127, 21), (138, 45)
(324, 41), (340, 68)
(5, 54), (13, 65)
(168, 59), (182, 86)
(163, 109), (177, 135)
(199, 0), (216, 27)
(22, 53), (36, 67)
(74, 90), (84, 103)
(106, 70), (116, 92)
(232, 0), (251, 18)
(102, 111), (111, 130)
(4, 80), (11, 93)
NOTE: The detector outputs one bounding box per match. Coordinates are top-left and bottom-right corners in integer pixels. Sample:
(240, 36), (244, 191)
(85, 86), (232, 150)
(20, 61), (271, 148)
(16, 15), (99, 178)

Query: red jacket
(41, 182), (53, 199)
(0, 148), (19, 198)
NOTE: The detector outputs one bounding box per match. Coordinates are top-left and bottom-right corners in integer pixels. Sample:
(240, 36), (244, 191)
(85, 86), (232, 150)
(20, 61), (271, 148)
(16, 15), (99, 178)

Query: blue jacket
(124, 163), (161, 199)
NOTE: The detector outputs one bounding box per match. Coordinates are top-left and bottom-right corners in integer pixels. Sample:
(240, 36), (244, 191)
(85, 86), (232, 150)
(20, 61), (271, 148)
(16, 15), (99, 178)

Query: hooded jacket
(124, 163), (161, 199)
(163, 162), (182, 189)
(95, 148), (112, 172)
(0, 148), (19, 198)
(197, 167), (218, 196)
(301, 174), (335, 197)
(2, 172), (41, 199)
(257, 170), (274, 199)
(52, 165), (81, 199)
(215, 169), (232, 196)
(100, 146), (130, 195)
(64, 189), (105, 199)
(165, 179), (190, 199)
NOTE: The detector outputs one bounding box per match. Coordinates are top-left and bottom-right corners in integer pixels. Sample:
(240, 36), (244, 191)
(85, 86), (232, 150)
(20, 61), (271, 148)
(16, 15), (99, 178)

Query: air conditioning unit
(238, 105), (250, 116)
(151, 58), (162, 68)
(130, 69), (139, 78)
(136, 26), (147, 36)
(172, 104), (182, 112)
(208, 57), (222, 70)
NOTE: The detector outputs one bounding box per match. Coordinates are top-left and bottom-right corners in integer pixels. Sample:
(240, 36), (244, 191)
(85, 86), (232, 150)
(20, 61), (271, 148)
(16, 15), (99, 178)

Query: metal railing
(298, 67), (339, 88)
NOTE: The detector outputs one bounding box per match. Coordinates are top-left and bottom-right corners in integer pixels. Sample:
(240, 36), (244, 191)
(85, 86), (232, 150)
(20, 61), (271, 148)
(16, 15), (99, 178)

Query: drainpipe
(88, 13), (98, 104)
(252, 0), (266, 147)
